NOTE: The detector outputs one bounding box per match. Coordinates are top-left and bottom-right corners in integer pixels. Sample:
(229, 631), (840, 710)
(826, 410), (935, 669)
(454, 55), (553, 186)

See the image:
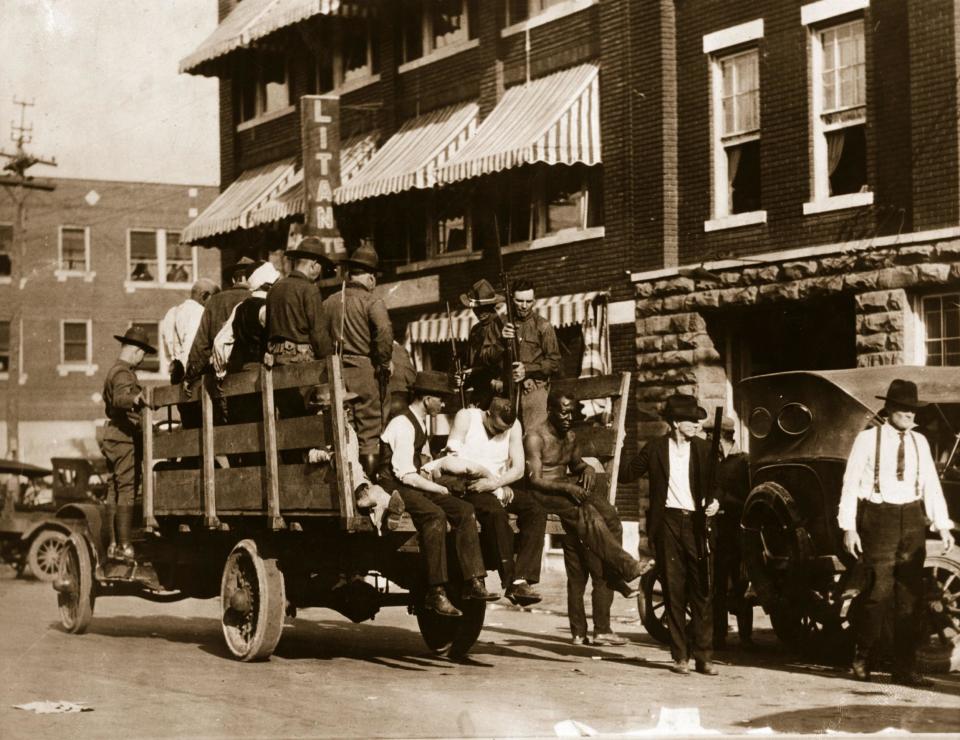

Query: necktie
(896, 431), (905, 481)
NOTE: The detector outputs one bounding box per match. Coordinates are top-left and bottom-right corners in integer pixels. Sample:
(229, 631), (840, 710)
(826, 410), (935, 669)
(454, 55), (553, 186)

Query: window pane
(0, 320), (9, 371)
(545, 166), (584, 234)
(821, 20), (864, 112)
(129, 231), (158, 281)
(132, 322), (160, 373)
(436, 191), (468, 253)
(586, 166), (605, 227)
(729, 139), (762, 214)
(924, 294), (960, 366)
(829, 124), (867, 196)
(721, 51), (759, 136)
(239, 75), (257, 122)
(166, 234), (192, 283)
(506, 0), (528, 25)
(432, 0), (466, 49)
(402, 0), (424, 61)
(0, 224), (11, 276)
(63, 323), (88, 363)
(261, 57), (289, 113)
(61, 227), (87, 271)
(343, 20), (371, 80)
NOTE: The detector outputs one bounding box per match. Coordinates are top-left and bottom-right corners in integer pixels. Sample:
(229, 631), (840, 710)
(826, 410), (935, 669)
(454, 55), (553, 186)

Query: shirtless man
(525, 391), (655, 643)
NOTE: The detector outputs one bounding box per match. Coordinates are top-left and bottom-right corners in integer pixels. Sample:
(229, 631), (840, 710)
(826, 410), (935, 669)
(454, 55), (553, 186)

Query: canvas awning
(183, 158), (297, 243)
(405, 291), (606, 345)
(334, 102), (479, 204)
(180, 0), (367, 75)
(436, 64), (600, 185)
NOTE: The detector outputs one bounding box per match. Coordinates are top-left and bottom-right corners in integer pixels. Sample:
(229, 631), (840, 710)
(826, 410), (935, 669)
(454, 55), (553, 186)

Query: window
(707, 48), (762, 224)
(433, 189), (470, 255)
(61, 321), (91, 366)
(809, 18), (869, 207)
(127, 229), (195, 286)
(0, 224), (11, 277)
(430, 0), (468, 49)
(312, 19), (380, 93)
(0, 320), (8, 372)
(504, 0), (574, 26)
(401, 0), (473, 63)
(238, 55), (290, 123)
(131, 321), (162, 374)
(58, 226), (90, 273)
(922, 293), (960, 367)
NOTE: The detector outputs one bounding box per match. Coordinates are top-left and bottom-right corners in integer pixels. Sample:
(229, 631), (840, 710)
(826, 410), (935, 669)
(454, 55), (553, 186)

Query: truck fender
(55, 503), (105, 561)
(20, 518), (74, 543)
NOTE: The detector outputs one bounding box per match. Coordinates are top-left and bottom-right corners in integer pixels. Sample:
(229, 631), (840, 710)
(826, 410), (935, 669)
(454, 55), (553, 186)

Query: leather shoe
(611, 579), (641, 598)
(695, 660), (719, 676)
(892, 671), (934, 688)
(505, 580), (542, 606)
(424, 586), (462, 618)
(593, 632), (628, 646)
(669, 661), (690, 675)
(462, 577), (500, 602)
(851, 656), (870, 681)
(571, 635), (588, 646)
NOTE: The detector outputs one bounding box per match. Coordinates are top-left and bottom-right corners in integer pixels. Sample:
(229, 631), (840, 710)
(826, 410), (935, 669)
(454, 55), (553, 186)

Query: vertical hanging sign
(299, 94), (345, 257)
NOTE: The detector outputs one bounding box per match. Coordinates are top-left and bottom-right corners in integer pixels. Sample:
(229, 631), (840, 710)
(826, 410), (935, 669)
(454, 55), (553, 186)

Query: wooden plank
(260, 365), (284, 530)
(151, 361), (329, 408)
(153, 415), (328, 459)
(154, 464), (338, 513)
(142, 387), (158, 531)
(328, 356), (359, 530)
(201, 375), (219, 529)
(571, 426), (618, 458)
(552, 374), (624, 400)
(607, 372), (631, 506)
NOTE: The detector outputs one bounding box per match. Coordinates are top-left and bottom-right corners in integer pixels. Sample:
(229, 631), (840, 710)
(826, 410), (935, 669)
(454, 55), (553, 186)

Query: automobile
(0, 457), (107, 581)
(736, 366), (960, 665)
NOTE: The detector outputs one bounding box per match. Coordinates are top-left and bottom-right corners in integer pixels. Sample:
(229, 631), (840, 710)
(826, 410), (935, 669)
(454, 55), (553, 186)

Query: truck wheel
(27, 530), (68, 582)
(416, 592), (487, 659)
(918, 550), (960, 673)
(220, 539), (286, 661)
(640, 569), (686, 644)
(57, 535), (95, 634)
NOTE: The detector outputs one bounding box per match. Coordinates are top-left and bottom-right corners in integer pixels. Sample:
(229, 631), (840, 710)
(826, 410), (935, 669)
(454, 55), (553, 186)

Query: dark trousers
(854, 500), (926, 672)
(658, 509), (713, 664)
(398, 486), (485, 586)
(464, 488), (547, 585)
(102, 436), (141, 506)
(343, 358), (381, 456)
(713, 512), (750, 644)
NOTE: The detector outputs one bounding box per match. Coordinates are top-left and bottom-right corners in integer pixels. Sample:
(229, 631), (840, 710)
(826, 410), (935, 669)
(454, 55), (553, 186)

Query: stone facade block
(653, 276), (695, 295)
(661, 294), (687, 312)
(635, 281), (655, 298)
(637, 315), (673, 335)
(687, 290), (721, 308)
(916, 263), (952, 283)
(758, 282), (801, 302)
(856, 332), (890, 353)
(857, 351), (904, 367)
(896, 244), (935, 263)
(718, 286), (758, 305)
(856, 288), (908, 313)
(934, 240), (960, 260)
(875, 266), (918, 290)
(844, 272), (880, 292)
(856, 249), (895, 271)
(821, 254), (858, 273)
(781, 260), (819, 281)
(742, 265), (780, 284)
(635, 298), (663, 318)
(857, 311), (904, 334)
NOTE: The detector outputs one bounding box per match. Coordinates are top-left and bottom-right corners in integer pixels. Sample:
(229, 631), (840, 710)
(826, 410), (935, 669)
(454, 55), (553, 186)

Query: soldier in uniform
(460, 279), (505, 409)
(101, 326), (157, 561)
(322, 244), (393, 476)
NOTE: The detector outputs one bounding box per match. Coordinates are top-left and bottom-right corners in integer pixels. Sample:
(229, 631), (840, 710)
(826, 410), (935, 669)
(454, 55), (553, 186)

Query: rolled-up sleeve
(917, 434), (955, 531)
(838, 430), (871, 531)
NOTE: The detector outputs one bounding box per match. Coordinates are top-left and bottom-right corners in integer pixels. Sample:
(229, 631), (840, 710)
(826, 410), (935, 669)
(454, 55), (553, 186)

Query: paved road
(2, 568), (959, 738)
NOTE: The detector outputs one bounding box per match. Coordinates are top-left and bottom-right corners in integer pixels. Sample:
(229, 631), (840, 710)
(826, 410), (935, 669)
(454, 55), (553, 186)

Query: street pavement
(2, 564), (959, 738)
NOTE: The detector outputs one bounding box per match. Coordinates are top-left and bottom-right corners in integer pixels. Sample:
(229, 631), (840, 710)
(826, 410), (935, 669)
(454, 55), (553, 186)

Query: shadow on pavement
(738, 704), (960, 734)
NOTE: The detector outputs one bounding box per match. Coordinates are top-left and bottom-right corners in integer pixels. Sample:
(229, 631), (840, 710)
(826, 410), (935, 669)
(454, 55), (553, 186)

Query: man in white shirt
(839, 378), (955, 687)
(160, 278), (219, 384)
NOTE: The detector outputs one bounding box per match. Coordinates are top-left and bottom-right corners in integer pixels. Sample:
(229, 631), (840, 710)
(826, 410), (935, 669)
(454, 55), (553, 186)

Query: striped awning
(180, 0), (366, 75)
(437, 64), (600, 185)
(183, 158), (297, 243)
(335, 102), (479, 204)
(405, 291), (606, 346)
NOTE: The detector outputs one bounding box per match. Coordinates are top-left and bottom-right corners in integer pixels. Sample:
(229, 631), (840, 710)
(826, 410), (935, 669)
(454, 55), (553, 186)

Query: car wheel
(27, 530), (68, 582)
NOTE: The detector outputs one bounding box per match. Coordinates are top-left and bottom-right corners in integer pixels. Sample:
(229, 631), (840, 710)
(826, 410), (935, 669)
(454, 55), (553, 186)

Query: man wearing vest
(379, 371), (497, 617)
(840, 378), (955, 687)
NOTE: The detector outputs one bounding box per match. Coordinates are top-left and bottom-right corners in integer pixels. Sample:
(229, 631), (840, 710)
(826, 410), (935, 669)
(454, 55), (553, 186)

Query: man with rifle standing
(322, 243), (393, 478)
(619, 393), (721, 676)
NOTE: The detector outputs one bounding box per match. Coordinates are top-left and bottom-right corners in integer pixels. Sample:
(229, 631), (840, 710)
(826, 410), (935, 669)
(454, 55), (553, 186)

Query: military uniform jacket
(479, 310), (560, 382)
(265, 271), (332, 357)
(321, 281), (393, 369)
(102, 360), (144, 442)
(184, 286), (251, 381)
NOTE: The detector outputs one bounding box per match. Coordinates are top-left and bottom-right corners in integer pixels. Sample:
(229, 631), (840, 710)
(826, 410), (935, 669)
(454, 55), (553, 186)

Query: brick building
(0, 178), (220, 465)
(180, 0), (960, 544)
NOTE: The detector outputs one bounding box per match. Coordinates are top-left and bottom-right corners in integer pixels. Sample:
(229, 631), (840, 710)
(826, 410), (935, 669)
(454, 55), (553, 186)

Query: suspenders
(872, 425), (921, 498)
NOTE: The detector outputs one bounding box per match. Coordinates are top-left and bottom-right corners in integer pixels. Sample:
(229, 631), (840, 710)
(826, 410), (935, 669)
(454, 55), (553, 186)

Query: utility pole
(0, 98), (56, 460)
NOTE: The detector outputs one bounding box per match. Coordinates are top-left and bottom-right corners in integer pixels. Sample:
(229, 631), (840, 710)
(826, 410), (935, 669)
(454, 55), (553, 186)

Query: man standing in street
(840, 378), (955, 687)
(160, 278), (219, 385)
(495, 279), (560, 431)
(620, 393), (721, 676)
(525, 391), (655, 644)
(101, 326), (157, 561)
(322, 244), (393, 477)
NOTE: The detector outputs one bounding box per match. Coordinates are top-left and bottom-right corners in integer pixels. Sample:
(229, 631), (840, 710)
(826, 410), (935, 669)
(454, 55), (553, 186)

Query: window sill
(803, 191), (873, 215)
(704, 211), (767, 232)
(396, 251), (482, 275)
(55, 269), (96, 283)
(124, 280), (192, 293)
(501, 0), (598, 37)
(398, 38), (480, 75)
(57, 363), (99, 377)
(236, 105), (297, 133)
(501, 226), (604, 255)
(337, 73), (381, 96)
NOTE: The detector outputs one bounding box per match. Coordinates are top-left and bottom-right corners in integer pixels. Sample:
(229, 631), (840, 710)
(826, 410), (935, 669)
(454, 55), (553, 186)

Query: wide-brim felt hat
(228, 256), (259, 276)
(114, 326), (157, 355)
(339, 243), (381, 273)
(412, 370), (455, 397)
(459, 278), (505, 308)
(876, 378), (928, 409)
(662, 393), (708, 422)
(285, 236), (335, 266)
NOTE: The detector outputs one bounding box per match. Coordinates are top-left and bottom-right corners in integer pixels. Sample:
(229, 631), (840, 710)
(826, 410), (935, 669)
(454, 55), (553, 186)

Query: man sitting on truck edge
(379, 371), (498, 617)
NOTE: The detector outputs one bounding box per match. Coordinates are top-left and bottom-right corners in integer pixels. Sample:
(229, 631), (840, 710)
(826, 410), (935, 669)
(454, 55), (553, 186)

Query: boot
(114, 504), (136, 562)
(360, 453), (379, 483)
(424, 586), (462, 617)
(104, 502), (118, 559)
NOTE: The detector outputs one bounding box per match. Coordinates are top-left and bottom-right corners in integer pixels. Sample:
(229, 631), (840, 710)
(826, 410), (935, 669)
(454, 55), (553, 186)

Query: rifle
(700, 406), (724, 594)
(445, 301), (467, 409)
(491, 213), (521, 416)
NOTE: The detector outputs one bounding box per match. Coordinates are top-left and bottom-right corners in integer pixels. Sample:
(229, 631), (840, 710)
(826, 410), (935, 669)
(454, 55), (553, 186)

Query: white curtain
(826, 130), (846, 176)
(726, 145), (743, 206)
(578, 295), (611, 420)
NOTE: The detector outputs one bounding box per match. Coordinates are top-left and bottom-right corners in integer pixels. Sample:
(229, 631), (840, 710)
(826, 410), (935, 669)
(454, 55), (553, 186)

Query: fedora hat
(459, 278), (505, 308)
(228, 256), (259, 276)
(662, 393), (708, 422)
(114, 326), (157, 355)
(340, 243), (381, 273)
(412, 370), (455, 397)
(876, 378), (928, 410)
(286, 236), (335, 266)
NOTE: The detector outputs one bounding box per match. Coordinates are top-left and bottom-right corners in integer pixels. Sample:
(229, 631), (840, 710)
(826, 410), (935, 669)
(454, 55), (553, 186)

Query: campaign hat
(285, 236), (335, 266)
(459, 278), (505, 308)
(114, 326), (157, 355)
(662, 393), (708, 422)
(339, 243), (381, 273)
(412, 370), (455, 397)
(876, 378), (928, 410)
(228, 256), (259, 276)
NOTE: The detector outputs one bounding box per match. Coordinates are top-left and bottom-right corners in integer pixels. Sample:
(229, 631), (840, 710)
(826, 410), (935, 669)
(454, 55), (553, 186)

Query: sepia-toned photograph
(1, 0), (959, 737)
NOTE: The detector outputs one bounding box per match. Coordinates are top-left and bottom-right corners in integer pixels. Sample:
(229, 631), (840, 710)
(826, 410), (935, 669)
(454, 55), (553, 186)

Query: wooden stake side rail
(142, 357), (356, 531)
